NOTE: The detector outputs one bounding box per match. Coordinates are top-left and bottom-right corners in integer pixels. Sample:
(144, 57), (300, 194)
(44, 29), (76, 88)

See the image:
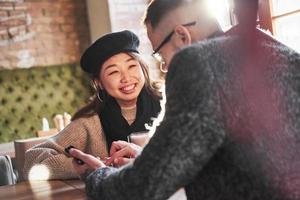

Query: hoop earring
(159, 62), (168, 73)
(90, 80), (103, 102)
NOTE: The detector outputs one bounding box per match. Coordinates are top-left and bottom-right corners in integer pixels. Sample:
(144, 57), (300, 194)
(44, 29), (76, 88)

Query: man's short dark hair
(143, 0), (199, 29)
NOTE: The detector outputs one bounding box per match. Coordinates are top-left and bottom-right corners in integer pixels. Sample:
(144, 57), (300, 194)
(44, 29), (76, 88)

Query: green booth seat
(0, 63), (92, 143)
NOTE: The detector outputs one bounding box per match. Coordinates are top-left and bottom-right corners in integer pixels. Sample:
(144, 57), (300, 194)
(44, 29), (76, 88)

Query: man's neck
(207, 30), (224, 39)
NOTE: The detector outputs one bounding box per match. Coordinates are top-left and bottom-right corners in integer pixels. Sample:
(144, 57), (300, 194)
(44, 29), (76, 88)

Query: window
(259, 0), (300, 52)
(204, 0), (300, 53)
(206, 0), (233, 31)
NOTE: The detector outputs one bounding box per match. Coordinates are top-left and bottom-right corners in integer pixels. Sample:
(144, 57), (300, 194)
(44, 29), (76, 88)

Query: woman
(23, 30), (161, 180)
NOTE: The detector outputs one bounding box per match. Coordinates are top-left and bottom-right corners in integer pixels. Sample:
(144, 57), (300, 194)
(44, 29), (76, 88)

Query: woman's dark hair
(72, 52), (162, 121)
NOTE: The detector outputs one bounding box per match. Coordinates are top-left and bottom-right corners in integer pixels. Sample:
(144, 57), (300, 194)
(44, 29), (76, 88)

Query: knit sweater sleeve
(84, 43), (227, 200)
(23, 115), (105, 180)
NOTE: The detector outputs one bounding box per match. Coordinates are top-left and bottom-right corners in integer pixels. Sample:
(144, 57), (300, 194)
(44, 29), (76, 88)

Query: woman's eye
(108, 71), (118, 75)
(129, 65), (137, 69)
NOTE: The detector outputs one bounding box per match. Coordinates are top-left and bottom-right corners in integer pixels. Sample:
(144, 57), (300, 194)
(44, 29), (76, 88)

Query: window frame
(258, 0), (300, 35)
(258, 0), (274, 33)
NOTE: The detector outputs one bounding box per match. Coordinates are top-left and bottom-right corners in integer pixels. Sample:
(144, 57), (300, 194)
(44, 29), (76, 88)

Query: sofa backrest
(0, 63), (92, 143)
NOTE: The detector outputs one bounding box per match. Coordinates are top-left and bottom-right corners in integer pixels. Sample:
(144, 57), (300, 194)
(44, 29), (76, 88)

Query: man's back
(81, 28), (300, 200)
(167, 29), (300, 199)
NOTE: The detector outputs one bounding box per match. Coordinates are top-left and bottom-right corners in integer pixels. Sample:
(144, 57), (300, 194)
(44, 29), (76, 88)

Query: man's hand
(69, 148), (106, 180)
(105, 140), (142, 167)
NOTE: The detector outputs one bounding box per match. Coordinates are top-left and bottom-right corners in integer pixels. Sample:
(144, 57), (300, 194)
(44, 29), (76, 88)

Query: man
(144, 0), (223, 72)
(70, 0), (300, 199)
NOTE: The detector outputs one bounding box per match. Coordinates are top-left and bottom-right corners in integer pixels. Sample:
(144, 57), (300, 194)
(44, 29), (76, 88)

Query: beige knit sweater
(23, 107), (136, 180)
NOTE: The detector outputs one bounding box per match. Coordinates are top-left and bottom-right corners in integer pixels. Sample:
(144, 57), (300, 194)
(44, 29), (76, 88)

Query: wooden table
(0, 179), (87, 200)
(0, 179), (187, 200)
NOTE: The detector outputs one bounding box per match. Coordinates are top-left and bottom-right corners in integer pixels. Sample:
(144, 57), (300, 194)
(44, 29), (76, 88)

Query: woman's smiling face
(99, 52), (145, 108)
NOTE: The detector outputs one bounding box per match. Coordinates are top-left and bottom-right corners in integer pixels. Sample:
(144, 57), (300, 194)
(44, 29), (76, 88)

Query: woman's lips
(120, 83), (136, 94)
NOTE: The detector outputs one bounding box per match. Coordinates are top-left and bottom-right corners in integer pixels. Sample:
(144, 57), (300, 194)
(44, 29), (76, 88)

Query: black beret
(80, 30), (140, 75)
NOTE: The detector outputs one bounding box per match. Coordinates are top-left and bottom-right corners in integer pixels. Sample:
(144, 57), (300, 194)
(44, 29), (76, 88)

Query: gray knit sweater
(85, 29), (300, 200)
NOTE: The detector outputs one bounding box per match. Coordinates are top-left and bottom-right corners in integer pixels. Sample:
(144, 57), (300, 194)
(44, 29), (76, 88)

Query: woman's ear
(173, 25), (192, 47)
(92, 79), (103, 91)
(96, 80), (103, 90)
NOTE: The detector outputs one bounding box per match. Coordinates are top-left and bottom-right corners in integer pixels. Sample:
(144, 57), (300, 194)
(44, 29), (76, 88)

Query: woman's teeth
(121, 84), (135, 92)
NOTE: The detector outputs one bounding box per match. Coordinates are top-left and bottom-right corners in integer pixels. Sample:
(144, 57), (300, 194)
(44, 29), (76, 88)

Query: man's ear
(173, 25), (192, 46)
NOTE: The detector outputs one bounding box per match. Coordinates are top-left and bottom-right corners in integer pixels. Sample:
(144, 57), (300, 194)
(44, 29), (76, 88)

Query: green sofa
(0, 64), (92, 143)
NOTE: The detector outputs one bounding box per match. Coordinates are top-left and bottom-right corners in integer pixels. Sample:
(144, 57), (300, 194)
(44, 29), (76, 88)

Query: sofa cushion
(0, 63), (92, 143)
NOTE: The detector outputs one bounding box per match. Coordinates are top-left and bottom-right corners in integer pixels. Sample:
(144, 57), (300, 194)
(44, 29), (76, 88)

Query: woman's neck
(117, 99), (137, 110)
(121, 104), (137, 110)
(121, 104), (137, 125)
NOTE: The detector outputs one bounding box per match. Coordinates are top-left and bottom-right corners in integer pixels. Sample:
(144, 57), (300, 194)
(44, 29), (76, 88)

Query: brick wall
(0, 0), (90, 69)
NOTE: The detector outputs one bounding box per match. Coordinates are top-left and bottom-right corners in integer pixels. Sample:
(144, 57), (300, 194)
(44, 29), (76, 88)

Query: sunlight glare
(28, 164), (50, 180)
(205, 0), (232, 30)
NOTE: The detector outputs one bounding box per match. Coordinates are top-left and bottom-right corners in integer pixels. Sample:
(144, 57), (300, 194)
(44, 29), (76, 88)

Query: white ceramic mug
(127, 131), (150, 147)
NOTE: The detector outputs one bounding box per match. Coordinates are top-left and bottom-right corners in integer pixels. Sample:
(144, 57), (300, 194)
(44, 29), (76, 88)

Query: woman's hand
(69, 148), (106, 180)
(105, 140), (142, 167)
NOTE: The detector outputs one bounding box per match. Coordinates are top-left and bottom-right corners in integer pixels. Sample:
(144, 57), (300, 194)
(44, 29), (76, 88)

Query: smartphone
(64, 145), (85, 165)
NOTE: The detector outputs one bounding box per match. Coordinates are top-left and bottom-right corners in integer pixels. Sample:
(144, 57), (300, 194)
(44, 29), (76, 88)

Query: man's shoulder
(168, 36), (232, 73)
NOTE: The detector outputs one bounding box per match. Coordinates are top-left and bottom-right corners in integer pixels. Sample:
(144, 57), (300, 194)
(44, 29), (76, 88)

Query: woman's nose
(120, 71), (131, 82)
